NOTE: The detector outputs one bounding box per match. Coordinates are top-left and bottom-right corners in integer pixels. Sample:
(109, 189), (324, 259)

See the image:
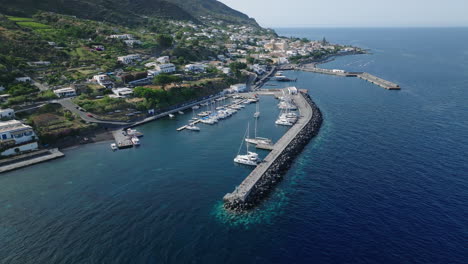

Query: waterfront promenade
(0, 149), (64, 173)
(224, 90), (315, 208)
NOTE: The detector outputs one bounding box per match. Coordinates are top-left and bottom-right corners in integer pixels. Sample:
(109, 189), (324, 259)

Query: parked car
(86, 114), (94, 118)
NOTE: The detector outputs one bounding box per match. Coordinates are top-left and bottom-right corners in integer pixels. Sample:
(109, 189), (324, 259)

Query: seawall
(223, 92), (323, 211)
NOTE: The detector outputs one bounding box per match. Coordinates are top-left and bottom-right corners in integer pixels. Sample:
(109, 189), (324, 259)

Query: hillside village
(0, 12), (361, 158)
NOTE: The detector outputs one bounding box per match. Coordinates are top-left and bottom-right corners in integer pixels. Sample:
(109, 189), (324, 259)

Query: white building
(53, 87), (76, 98)
(27, 61), (51, 67)
(157, 56), (170, 64)
(230, 83), (247, 93)
(111, 88), (133, 98)
(0, 108), (15, 119)
(123, 39), (142, 47)
(15, 77), (32, 83)
(93, 74), (113, 88)
(287, 86), (298, 95)
(147, 70), (160, 78)
(109, 34), (133, 40)
(185, 64), (207, 72)
(117, 54), (141, 64)
(157, 63), (176, 73)
(0, 120), (38, 156)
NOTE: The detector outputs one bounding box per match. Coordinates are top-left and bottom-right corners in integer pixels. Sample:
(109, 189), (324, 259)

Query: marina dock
(224, 90), (319, 209)
(298, 66), (401, 90)
(112, 130), (133, 149)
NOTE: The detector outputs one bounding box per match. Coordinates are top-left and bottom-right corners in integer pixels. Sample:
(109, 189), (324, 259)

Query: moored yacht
(186, 124), (200, 131)
(131, 136), (140, 146)
(234, 123), (261, 166)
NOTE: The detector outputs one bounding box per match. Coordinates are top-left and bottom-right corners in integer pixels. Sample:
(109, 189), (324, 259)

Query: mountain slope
(0, 0), (258, 26)
(166, 0), (258, 26)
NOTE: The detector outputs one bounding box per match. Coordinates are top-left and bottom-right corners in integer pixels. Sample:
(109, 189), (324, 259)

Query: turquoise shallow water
(1, 28), (468, 263)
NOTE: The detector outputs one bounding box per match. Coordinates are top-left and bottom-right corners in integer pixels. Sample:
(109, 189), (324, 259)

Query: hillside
(0, 0), (258, 27)
(167, 0), (258, 26)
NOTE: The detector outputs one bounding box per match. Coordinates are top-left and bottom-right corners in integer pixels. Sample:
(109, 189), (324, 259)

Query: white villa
(93, 74), (113, 88)
(0, 108), (15, 119)
(111, 88), (133, 98)
(117, 54), (141, 64)
(53, 87), (76, 98)
(0, 120), (38, 156)
(157, 63), (176, 73)
(185, 64), (207, 72)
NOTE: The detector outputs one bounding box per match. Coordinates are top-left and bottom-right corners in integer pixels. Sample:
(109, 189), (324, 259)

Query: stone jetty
(223, 91), (323, 211)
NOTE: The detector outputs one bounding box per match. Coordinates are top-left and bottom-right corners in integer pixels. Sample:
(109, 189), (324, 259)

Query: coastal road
(57, 98), (130, 126)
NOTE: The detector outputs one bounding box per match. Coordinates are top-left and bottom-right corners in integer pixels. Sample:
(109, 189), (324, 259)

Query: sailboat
(253, 100), (260, 118)
(246, 113), (272, 145)
(187, 108), (201, 131)
(234, 123), (261, 166)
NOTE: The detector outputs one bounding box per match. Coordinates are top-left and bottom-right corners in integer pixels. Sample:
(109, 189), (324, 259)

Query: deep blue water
(1, 28), (467, 263)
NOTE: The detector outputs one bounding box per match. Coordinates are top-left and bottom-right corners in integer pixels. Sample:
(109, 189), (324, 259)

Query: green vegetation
(6, 16), (34, 22)
(74, 96), (134, 114)
(152, 74), (181, 88)
(16, 21), (50, 29)
(26, 104), (97, 144)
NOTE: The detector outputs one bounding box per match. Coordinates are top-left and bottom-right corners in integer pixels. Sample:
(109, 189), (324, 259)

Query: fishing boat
(234, 123), (261, 166)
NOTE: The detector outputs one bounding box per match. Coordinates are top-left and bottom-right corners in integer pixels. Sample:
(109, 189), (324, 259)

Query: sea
(0, 28), (467, 263)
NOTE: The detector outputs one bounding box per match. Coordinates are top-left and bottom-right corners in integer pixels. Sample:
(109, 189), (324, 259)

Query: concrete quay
(297, 65), (401, 90)
(0, 149), (64, 173)
(223, 91), (323, 211)
(358, 72), (401, 90)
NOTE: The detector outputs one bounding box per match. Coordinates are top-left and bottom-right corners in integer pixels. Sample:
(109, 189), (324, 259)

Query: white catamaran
(234, 123), (261, 166)
(246, 112), (272, 145)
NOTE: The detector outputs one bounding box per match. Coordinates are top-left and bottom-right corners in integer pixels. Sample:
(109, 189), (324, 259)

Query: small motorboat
(186, 125), (201, 131)
(110, 143), (118, 151)
(168, 114), (175, 118)
(131, 137), (140, 146)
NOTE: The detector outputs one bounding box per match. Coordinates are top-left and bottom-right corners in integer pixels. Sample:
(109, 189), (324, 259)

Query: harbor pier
(298, 65), (401, 90)
(112, 130), (133, 149)
(223, 91), (323, 211)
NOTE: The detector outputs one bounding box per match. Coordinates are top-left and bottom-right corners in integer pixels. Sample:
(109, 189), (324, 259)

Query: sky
(218, 0), (468, 27)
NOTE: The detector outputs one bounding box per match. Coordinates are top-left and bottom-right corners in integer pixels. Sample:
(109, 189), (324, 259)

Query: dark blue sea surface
(1, 28), (467, 263)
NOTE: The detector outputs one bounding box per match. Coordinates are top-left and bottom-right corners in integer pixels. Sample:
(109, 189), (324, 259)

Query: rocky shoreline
(224, 93), (323, 212)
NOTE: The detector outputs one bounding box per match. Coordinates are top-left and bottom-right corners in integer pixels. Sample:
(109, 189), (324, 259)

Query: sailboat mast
(254, 114), (257, 138)
(246, 122), (250, 153)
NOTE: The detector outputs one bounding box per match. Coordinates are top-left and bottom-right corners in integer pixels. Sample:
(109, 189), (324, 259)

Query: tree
(156, 34), (173, 49)
(152, 74), (181, 89)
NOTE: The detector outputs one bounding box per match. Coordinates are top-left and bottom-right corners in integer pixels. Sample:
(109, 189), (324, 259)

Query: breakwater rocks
(224, 93), (323, 212)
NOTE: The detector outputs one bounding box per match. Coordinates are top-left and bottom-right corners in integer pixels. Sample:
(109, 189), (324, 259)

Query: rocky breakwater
(224, 93), (323, 212)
